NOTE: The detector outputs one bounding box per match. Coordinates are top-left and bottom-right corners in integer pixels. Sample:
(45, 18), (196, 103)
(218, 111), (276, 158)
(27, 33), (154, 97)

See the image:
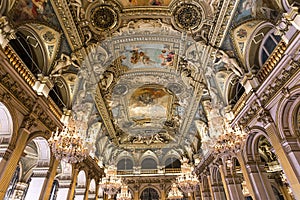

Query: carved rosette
(172, 3), (203, 31)
(87, 4), (120, 33)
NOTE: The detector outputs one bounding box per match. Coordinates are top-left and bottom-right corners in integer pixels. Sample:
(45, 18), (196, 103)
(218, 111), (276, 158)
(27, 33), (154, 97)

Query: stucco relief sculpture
(214, 50), (245, 77)
(50, 53), (80, 77)
(0, 16), (15, 48)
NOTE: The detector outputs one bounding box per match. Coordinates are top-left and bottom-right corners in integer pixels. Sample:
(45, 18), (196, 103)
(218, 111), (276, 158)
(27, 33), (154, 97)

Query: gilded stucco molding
(50, 0), (83, 51)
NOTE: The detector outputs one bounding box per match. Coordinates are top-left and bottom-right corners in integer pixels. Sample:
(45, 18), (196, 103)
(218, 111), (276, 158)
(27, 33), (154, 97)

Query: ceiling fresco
(120, 0), (172, 7)
(4, 0), (286, 165)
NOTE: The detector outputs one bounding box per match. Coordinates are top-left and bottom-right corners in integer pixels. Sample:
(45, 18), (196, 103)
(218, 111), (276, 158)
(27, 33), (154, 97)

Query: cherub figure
(214, 50), (244, 77)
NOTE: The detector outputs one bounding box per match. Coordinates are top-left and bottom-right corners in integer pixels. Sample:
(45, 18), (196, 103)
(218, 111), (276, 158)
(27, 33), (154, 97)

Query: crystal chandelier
(167, 183), (183, 200)
(99, 165), (122, 198)
(116, 184), (132, 200)
(214, 121), (247, 154)
(176, 158), (199, 195)
(48, 120), (88, 163)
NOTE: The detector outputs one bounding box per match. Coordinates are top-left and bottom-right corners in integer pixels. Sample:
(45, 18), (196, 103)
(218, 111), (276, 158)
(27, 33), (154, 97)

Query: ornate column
(199, 176), (212, 200)
(84, 177), (91, 200)
(160, 183), (166, 200)
(245, 161), (276, 200)
(236, 151), (256, 199)
(0, 16), (16, 48)
(207, 175), (215, 200)
(133, 184), (139, 200)
(218, 164), (230, 200)
(0, 116), (36, 198)
(95, 183), (99, 200)
(225, 175), (244, 200)
(258, 110), (300, 199)
(39, 157), (59, 200)
(219, 160), (244, 200)
(67, 166), (79, 200)
(210, 183), (226, 200)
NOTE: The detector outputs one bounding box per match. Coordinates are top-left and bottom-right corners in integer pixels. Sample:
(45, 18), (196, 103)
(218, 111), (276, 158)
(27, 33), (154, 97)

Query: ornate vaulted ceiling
(6, 0), (284, 166)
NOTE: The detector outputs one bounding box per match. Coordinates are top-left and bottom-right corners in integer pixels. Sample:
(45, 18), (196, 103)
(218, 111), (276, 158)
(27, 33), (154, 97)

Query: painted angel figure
(214, 50), (244, 77)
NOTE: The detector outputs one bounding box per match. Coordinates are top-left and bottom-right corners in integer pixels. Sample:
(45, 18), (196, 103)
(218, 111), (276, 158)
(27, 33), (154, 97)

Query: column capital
(20, 115), (37, 132)
(257, 109), (274, 127)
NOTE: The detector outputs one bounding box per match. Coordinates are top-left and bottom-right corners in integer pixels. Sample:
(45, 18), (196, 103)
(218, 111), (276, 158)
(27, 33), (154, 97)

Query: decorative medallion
(90, 5), (118, 31)
(173, 4), (202, 30)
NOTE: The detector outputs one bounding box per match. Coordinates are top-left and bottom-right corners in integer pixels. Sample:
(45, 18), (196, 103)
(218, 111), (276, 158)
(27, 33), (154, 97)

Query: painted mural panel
(120, 0), (172, 7)
(119, 43), (177, 70)
(234, 0), (281, 24)
(10, 0), (60, 27)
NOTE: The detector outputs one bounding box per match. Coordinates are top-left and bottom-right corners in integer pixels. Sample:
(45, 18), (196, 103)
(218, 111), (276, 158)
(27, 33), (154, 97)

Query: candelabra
(214, 121), (247, 154)
(176, 158), (199, 195)
(116, 184), (132, 200)
(167, 183), (183, 200)
(99, 165), (122, 198)
(48, 120), (88, 163)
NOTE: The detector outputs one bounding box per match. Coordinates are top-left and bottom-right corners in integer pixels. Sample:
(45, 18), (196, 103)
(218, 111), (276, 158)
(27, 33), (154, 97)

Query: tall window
(49, 180), (59, 200)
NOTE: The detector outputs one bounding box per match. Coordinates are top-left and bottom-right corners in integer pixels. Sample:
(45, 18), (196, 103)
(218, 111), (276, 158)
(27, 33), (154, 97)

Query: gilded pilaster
(264, 122), (300, 200)
(236, 151), (255, 199)
(84, 177), (91, 200)
(95, 183), (99, 200)
(67, 166), (79, 200)
(0, 116), (35, 198)
(245, 161), (276, 200)
(218, 164), (231, 200)
(39, 157), (59, 200)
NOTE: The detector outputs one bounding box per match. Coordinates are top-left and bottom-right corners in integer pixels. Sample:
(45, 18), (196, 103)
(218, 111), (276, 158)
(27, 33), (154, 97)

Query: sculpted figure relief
(50, 53), (80, 77)
(0, 16), (16, 48)
(214, 50), (244, 77)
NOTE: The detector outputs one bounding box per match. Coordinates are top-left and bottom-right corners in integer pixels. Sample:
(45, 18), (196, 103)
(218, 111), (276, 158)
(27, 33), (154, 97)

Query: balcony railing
(117, 168), (181, 176)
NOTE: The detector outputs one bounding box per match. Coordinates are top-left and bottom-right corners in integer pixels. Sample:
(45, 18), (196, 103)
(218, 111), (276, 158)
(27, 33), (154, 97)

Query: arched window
(141, 158), (157, 169)
(259, 31), (282, 66)
(9, 32), (43, 75)
(227, 79), (245, 106)
(165, 157), (181, 169)
(117, 158), (133, 170)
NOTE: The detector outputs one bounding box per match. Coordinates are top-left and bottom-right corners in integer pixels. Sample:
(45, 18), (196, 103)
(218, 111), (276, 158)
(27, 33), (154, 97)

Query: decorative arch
(161, 149), (181, 168)
(224, 74), (245, 106)
(276, 86), (300, 139)
(0, 100), (19, 148)
(141, 157), (157, 170)
(140, 186), (160, 200)
(49, 76), (72, 110)
(232, 20), (275, 72)
(139, 150), (159, 166)
(32, 137), (51, 167)
(243, 126), (270, 162)
(0, 102), (14, 156)
(210, 165), (222, 184)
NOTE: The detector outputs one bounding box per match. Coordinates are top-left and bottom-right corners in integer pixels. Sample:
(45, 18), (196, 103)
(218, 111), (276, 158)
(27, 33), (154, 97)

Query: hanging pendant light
(48, 119), (88, 163)
(167, 183), (183, 200)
